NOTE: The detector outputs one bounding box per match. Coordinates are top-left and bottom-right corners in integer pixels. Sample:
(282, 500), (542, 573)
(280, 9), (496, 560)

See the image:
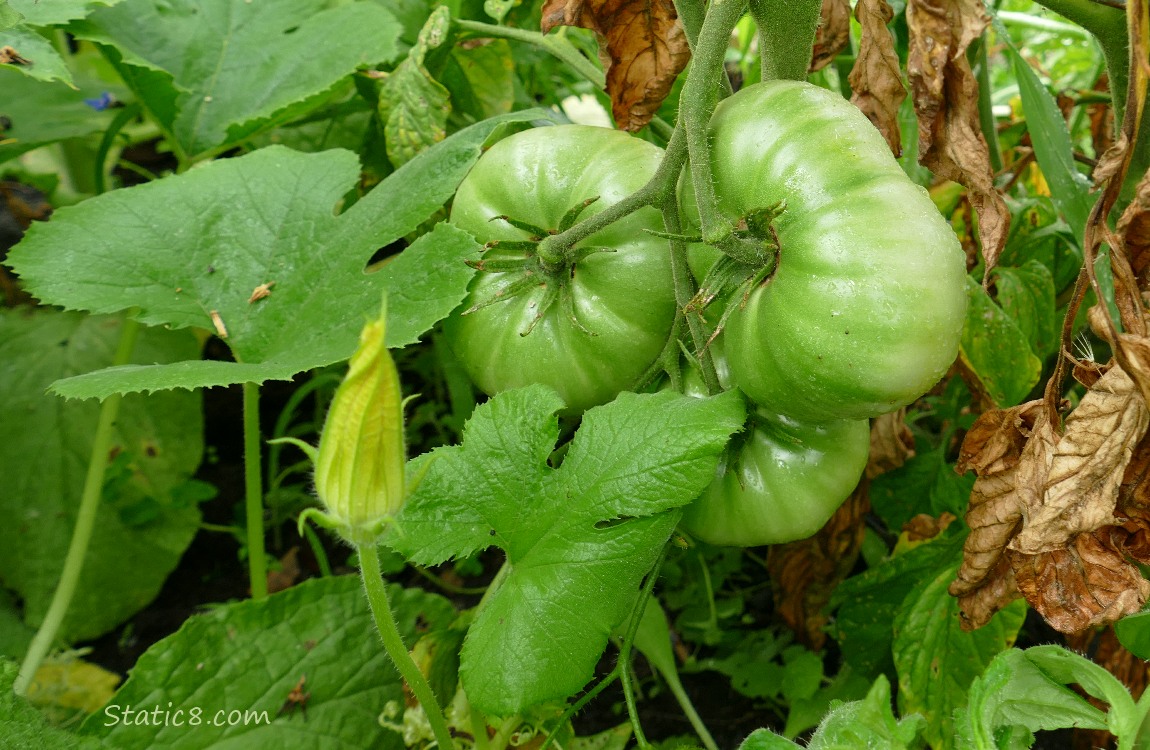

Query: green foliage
(0, 309), (204, 641)
(959, 277), (1043, 407)
(0, 659), (100, 749)
(389, 385), (745, 714)
(79, 576), (454, 749)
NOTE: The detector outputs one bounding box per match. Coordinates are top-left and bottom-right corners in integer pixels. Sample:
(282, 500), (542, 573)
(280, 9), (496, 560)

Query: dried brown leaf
(906, 0), (1009, 275)
(867, 409), (916, 479)
(848, 0), (906, 155)
(1118, 333), (1150, 405)
(1118, 170), (1150, 285)
(540, 0), (690, 132)
(902, 511), (956, 542)
(810, 0), (852, 73)
(767, 485), (868, 650)
(1117, 428), (1150, 523)
(1009, 530), (1150, 634)
(954, 399), (1044, 476)
(1094, 132), (1130, 186)
(955, 555), (1020, 630)
(950, 404), (1055, 597)
(1012, 366), (1150, 554)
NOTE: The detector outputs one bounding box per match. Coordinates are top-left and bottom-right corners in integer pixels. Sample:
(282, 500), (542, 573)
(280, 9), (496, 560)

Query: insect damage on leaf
(848, 0), (905, 155)
(540, 0), (689, 132)
(906, 0), (1009, 277)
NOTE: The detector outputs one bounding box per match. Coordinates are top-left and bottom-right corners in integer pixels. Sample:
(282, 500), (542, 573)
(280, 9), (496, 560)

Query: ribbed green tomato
(698, 80), (969, 423)
(681, 409), (869, 547)
(444, 125), (675, 413)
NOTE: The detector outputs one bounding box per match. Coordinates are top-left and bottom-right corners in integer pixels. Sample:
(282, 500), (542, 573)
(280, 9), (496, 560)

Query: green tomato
(681, 408), (870, 547)
(697, 80), (969, 423)
(444, 125), (676, 413)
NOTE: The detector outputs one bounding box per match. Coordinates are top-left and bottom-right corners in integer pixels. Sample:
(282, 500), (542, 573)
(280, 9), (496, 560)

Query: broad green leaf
(959, 277), (1042, 407)
(0, 660), (99, 750)
(0, 1), (21, 28)
(893, 563), (1026, 749)
(869, 449), (975, 531)
(992, 260), (1057, 358)
(739, 729), (802, 749)
(0, 309), (203, 642)
(79, 576), (454, 749)
(0, 68), (113, 163)
(390, 386), (745, 715)
(380, 6), (451, 167)
(808, 675), (925, 749)
(9, 0), (126, 25)
(830, 529), (965, 678)
(74, 0), (401, 159)
(1024, 645), (1139, 736)
(0, 25), (74, 85)
(11, 111), (556, 398)
(0, 589), (34, 660)
(999, 23), (1093, 243)
(1116, 610), (1150, 660)
(783, 667), (872, 739)
(956, 647), (1108, 748)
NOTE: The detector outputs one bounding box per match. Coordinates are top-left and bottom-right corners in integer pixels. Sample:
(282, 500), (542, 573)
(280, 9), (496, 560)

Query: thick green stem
(536, 125), (689, 265)
(243, 382), (268, 600)
(681, 0), (775, 266)
(15, 317), (141, 696)
(748, 0), (822, 82)
(455, 19), (605, 89)
(661, 194), (721, 394)
(358, 543), (454, 750)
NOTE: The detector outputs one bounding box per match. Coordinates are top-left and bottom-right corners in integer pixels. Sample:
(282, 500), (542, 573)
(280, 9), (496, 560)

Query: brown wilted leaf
(867, 409), (916, 478)
(902, 511), (956, 542)
(1011, 366), (1149, 554)
(541, 0), (690, 132)
(1009, 529), (1150, 633)
(767, 485), (868, 650)
(1118, 333), (1150, 405)
(266, 547), (302, 595)
(955, 555), (1019, 630)
(1117, 428), (1150, 522)
(848, 0), (906, 155)
(906, 0), (1009, 276)
(950, 402), (1054, 598)
(810, 0), (851, 72)
(1094, 132), (1130, 186)
(1117, 171), (1150, 285)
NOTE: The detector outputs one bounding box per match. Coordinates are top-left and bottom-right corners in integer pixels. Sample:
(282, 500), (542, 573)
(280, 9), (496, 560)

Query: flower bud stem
(358, 542), (454, 750)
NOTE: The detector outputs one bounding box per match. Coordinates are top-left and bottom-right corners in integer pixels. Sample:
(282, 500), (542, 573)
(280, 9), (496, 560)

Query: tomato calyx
(461, 197), (611, 338)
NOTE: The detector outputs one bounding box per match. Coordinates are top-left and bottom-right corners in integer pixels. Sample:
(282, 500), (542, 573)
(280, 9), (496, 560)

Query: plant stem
(454, 19), (605, 88)
(749, 0), (822, 82)
(243, 382), (268, 600)
(619, 543), (672, 750)
(15, 316), (141, 696)
(358, 542), (455, 750)
(680, 0), (749, 252)
(661, 194), (721, 394)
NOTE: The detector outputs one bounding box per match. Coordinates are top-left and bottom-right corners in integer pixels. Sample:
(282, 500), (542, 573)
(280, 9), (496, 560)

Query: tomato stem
(747, 0), (822, 83)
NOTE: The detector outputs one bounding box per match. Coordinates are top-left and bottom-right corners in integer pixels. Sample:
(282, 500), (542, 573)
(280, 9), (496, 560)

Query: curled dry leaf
(1011, 366), (1149, 554)
(1009, 529), (1150, 634)
(1118, 333), (1150, 406)
(809, 0), (851, 73)
(901, 511), (956, 543)
(943, 400), (1053, 616)
(955, 556), (1018, 630)
(906, 0), (1009, 275)
(767, 484), (869, 650)
(848, 0), (906, 155)
(541, 0), (690, 132)
(866, 408), (916, 479)
(1117, 170), (1150, 285)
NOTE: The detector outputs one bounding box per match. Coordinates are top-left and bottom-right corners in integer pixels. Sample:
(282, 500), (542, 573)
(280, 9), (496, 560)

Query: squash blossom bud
(313, 306), (405, 544)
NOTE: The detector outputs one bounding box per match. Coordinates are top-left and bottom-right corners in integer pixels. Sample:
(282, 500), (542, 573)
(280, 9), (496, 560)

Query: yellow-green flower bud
(312, 302), (406, 544)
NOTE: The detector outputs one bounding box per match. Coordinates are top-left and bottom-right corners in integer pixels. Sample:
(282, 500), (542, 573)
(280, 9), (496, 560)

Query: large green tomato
(681, 408), (869, 547)
(444, 125), (676, 413)
(699, 80), (969, 423)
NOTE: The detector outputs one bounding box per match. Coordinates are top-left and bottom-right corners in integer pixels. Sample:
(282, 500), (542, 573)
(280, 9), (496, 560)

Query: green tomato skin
(681, 409), (869, 547)
(705, 81), (969, 423)
(445, 125), (675, 413)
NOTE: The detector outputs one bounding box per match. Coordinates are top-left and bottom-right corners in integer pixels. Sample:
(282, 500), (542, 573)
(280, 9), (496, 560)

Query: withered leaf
(867, 409), (916, 479)
(541, 0), (690, 132)
(767, 485), (868, 650)
(809, 0), (851, 73)
(955, 555), (1020, 630)
(950, 402), (1054, 598)
(848, 0), (906, 155)
(1011, 366), (1150, 554)
(1009, 530), (1150, 634)
(901, 511), (956, 542)
(906, 0), (1009, 276)
(1118, 171), (1150, 285)
(1118, 333), (1150, 405)
(1117, 427), (1150, 524)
